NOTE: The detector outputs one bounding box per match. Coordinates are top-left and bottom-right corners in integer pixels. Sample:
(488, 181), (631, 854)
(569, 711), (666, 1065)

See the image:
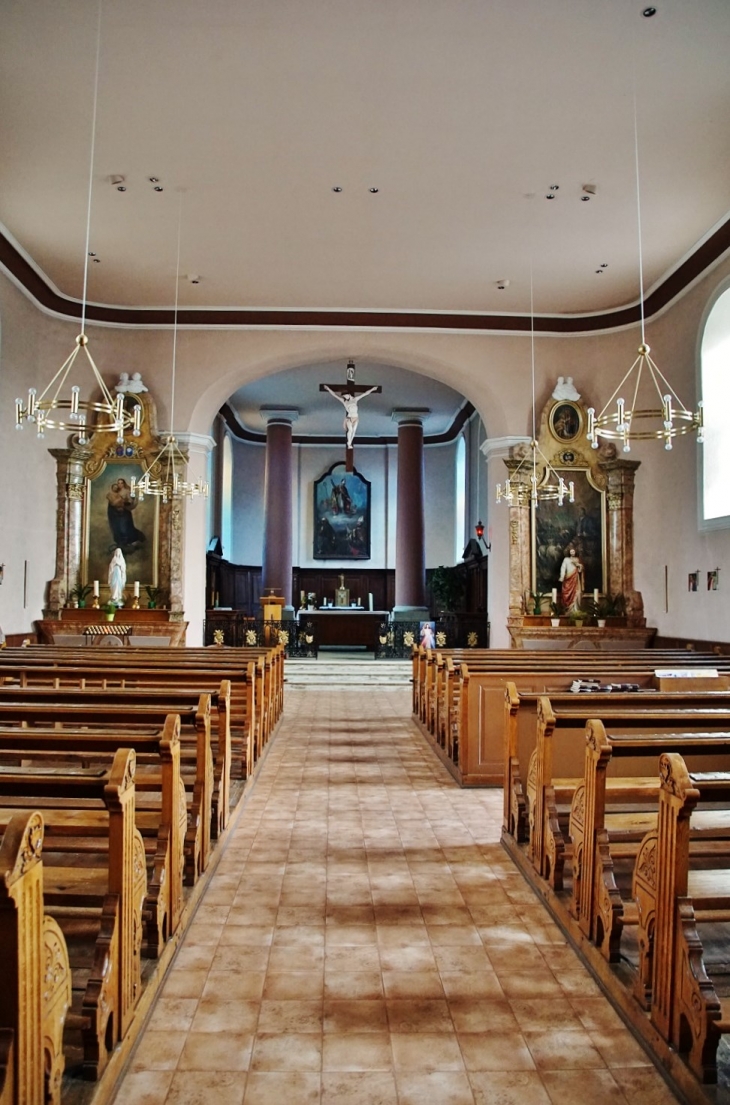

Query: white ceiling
(1, 0), (729, 318)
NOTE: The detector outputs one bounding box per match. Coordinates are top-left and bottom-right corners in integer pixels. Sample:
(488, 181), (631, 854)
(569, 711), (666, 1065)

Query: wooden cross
(320, 361), (381, 471)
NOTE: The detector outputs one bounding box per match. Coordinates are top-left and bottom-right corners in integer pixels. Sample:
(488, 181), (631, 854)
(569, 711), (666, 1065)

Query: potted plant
(602, 593), (627, 626)
(68, 583), (93, 609)
(146, 586), (165, 610)
(569, 604), (587, 627)
(550, 598), (566, 627)
(104, 600), (117, 623)
(429, 566), (465, 614)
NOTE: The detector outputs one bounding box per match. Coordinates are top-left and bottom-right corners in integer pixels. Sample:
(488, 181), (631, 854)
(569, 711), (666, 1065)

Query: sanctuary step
(285, 654), (412, 686)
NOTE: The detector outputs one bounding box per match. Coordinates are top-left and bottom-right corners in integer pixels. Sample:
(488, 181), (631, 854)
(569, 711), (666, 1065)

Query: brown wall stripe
(2, 217), (729, 334)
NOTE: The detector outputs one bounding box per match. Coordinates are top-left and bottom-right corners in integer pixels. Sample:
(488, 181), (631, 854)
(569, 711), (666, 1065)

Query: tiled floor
(113, 684), (680, 1105)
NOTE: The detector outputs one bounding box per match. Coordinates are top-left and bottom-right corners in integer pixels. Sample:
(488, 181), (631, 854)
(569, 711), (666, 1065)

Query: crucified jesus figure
(323, 385), (379, 448)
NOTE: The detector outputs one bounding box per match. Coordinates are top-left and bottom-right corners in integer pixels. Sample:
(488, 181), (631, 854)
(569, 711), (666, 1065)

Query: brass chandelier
(131, 193), (209, 503)
(14, 1), (141, 447)
(586, 94), (703, 453)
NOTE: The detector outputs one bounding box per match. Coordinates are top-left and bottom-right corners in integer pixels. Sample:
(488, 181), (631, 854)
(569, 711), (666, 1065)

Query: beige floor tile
(385, 999), (453, 1034)
(458, 1031), (536, 1072)
(540, 1068), (629, 1105)
(322, 1031), (392, 1070)
(440, 971), (504, 1000)
(161, 969), (209, 1000)
(262, 970), (324, 1000)
(210, 946), (270, 973)
(321, 1071), (398, 1105)
(146, 997), (199, 1032)
(268, 944), (325, 971)
(382, 969), (444, 999)
(111, 1069), (174, 1105)
(390, 1032), (465, 1071)
(325, 945), (381, 972)
(324, 970), (384, 1000)
(242, 1071), (321, 1105)
(178, 1032), (254, 1071)
(509, 997), (586, 1032)
(165, 1070), (247, 1105)
(610, 1067), (682, 1104)
(202, 970), (266, 1001)
(523, 1027), (605, 1070)
(130, 1029), (186, 1071)
(190, 998), (261, 1034)
(272, 924), (326, 947)
(324, 923), (378, 946)
(218, 925), (275, 947)
(257, 999), (324, 1034)
(496, 970), (564, 999)
(322, 999), (390, 1034)
(250, 1030), (323, 1071)
(449, 999), (517, 1035)
(396, 1070), (476, 1105)
(589, 1029), (653, 1068)
(468, 1070), (552, 1105)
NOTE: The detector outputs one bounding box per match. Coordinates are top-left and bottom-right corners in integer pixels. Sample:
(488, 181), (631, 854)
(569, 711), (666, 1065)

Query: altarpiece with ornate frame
(43, 386), (186, 628)
(505, 381), (652, 648)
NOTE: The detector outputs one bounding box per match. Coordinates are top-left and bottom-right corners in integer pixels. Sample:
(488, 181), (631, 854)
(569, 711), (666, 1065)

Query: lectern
(259, 593), (286, 643)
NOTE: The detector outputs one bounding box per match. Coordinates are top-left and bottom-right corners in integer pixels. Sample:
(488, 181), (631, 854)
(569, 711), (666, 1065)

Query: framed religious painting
(532, 468), (606, 597)
(313, 462), (371, 559)
(548, 400), (583, 444)
(83, 460), (160, 592)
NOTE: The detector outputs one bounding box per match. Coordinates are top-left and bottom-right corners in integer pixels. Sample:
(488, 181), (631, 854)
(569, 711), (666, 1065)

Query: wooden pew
(503, 683), (730, 851)
(0, 748), (144, 1080)
(633, 752), (730, 1083)
(0, 657), (262, 781)
(0, 715), (185, 959)
(0, 811), (72, 1105)
(0, 681), (228, 848)
(568, 721), (730, 964)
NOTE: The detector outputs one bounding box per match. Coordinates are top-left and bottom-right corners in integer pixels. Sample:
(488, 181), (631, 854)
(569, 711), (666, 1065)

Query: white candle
(594, 588), (600, 603)
(93, 580), (99, 596)
(134, 580), (140, 597)
(551, 588), (557, 603)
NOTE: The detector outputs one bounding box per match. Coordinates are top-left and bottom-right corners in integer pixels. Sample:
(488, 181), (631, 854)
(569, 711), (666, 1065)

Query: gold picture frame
(531, 467), (606, 597)
(549, 400), (583, 444)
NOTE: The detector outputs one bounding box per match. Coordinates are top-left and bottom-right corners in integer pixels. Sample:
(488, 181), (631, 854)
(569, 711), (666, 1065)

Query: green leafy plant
(68, 583), (93, 608)
(528, 592), (552, 615)
(429, 566), (465, 613)
(550, 597), (566, 617)
(146, 586), (166, 610)
(104, 599), (117, 618)
(597, 593), (626, 618)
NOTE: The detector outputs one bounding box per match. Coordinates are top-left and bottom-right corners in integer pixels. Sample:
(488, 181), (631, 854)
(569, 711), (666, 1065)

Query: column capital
(260, 407), (299, 426)
(391, 408), (430, 426)
(174, 432), (216, 456)
(480, 435), (530, 461)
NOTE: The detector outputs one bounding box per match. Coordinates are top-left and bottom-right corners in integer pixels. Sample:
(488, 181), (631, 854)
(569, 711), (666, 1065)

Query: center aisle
(113, 684), (678, 1105)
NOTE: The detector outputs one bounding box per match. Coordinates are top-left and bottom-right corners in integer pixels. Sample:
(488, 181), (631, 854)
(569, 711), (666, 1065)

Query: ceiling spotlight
(116, 185), (127, 192)
(332, 186), (343, 193)
(545, 193), (556, 200)
(581, 195), (590, 201)
(642, 6), (657, 16)
(495, 279), (510, 290)
(92, 257), (101, 263)
(187, 274), (200, 285)
(369, 187), (379, 194)
(153, 186), (164, 192)
(549, 184), (559, 191)
(600, 263), (608, 268)
(595, 269), (604, 275)
(88, 251), (96, 257)
(148, 177), (160, 183)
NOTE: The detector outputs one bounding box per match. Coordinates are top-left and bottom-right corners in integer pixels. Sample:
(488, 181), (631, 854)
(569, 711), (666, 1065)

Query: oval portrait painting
(550, 401), (582, 442)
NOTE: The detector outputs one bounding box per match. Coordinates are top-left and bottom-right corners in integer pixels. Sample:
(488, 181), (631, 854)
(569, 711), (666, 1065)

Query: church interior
(1, 2), (730, 1104)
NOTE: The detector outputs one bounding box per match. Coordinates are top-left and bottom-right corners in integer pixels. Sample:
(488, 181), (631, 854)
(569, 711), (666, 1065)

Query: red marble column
(261, 413), (297, 606)
(394, 416), (426, 608)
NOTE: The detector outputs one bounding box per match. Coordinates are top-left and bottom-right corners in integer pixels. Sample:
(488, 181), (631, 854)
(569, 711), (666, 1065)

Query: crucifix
(320, 360), (382, 471)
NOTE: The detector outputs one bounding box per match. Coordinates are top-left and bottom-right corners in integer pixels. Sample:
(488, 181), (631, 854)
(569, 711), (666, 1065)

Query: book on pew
(570, 680), (641, 693)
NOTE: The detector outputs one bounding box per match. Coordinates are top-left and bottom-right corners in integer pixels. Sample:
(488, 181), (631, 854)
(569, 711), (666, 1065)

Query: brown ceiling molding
(220, 400), (475, 446)
(2, 217), (729, 333)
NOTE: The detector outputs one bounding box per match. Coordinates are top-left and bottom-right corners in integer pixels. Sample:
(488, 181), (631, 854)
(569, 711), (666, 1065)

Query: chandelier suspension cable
(15, 0), (140, 444)
(586, 62), (703, 452)
(131, 190), (209, 502)
(496, 260), (574, 507)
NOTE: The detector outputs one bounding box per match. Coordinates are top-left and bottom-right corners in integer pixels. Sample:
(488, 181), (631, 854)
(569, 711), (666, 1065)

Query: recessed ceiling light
(92, 257), (101, 263)
(549, 184), (559, 191)
(148, 177), (160, 183)
(116, 185), (126, 192)
(642, 6), (657, 16)
(545, 193), (555, 200)
(88, 251), (96, 257)
(332, 186), (343, 193)
(153, 185), (164, 192)
(369, 187), (379, 194)
(595, 269), (604, 275)
(600, 263), (608, 268)
(581, 195), (590, 201)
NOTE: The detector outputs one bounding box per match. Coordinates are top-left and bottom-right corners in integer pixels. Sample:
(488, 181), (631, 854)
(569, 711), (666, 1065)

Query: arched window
(701, 285), (730, 525)
(221, 433), (233, 558)
(455, 434), (466, 561)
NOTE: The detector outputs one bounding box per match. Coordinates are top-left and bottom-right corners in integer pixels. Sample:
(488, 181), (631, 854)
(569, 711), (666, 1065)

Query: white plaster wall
(424, 440), (458, 568)
(229, 437), (266, 565)
(2, 247), (729, 643)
